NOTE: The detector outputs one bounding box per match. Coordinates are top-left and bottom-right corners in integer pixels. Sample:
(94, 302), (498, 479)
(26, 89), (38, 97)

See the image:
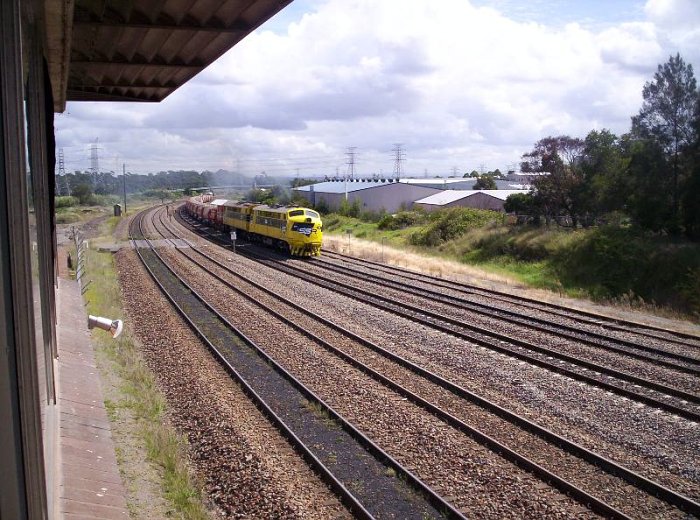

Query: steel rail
(322, 249), (700, 347)
(173, 208), (700, 417)
(161, 210), (700, 515)
(310, 258), (700, 373)
(154, 211), (700, 518)
(231, 246), (700, 421)
(131, 207), (465, 520)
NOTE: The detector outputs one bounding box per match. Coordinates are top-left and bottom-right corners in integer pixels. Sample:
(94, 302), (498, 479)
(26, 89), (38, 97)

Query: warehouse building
(294, 179), (442, 213)
(414, 189), (530, 212)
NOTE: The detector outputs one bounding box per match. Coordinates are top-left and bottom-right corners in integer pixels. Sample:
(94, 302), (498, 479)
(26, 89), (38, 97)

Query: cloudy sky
(56, 0), (700, 178)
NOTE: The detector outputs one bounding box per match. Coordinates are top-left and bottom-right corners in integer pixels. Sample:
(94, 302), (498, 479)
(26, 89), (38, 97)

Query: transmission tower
(345, 146), (357, 179)
(391, 143), (405, 179)
(57, 148), (69, 195)
(89, 138), (100, 186)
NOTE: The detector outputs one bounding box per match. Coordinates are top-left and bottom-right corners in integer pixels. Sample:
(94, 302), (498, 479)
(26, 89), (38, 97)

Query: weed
(81, 227), (209, 520)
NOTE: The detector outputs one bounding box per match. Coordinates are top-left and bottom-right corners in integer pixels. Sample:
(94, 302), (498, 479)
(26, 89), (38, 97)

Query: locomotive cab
(286, 208), (322, 256)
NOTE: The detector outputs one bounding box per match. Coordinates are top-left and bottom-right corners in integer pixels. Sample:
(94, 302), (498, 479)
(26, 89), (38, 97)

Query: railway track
(321, 249), (700, 349)
(160, 207), (700, 518)
(311, 254), (700, 375)
(206, 245), (700, 423)
(130, 208), (463, 520)
(176, 207), (700, 420)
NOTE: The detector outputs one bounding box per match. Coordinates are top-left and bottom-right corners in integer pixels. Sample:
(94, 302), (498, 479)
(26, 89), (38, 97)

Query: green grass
(323, 209), (700, 318)
(80, 218), (210, 520)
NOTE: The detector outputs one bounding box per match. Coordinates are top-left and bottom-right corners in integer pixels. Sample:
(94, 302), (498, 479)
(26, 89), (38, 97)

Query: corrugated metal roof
(294, 178), (529, 194)
(294, 179), (404, 194)
(47, 0), (292, 110)
(415, 190), (530, 206)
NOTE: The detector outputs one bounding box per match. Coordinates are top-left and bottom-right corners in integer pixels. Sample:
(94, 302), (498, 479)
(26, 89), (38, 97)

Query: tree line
(505, 54), (700, 240)
(55, 169), (255, 204)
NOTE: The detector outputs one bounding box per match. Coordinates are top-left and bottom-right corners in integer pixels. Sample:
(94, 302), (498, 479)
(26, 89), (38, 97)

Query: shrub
(552, 226), (700, 310)
(314, 198), (330, 214)
(409, 207), (505, 246)
(55, 196), (78, 208)
(338, 198), (361, 218)
(378, 211), (425, 230)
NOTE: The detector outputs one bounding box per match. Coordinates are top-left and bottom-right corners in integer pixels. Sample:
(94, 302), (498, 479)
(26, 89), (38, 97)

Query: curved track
(180, 213), (700, 422)
(160, 205), (700, 518)
(130, 208), (462, 520)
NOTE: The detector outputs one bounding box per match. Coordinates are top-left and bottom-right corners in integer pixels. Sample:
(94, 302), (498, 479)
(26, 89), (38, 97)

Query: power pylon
(345, 147), (357, 179)
(391, 143), (405, 179)
(57, 148), (70, 195)
(89, 138), (100, 186)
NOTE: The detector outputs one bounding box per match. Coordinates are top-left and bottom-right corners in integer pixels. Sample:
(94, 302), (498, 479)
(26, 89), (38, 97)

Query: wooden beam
(72, 18), (251, 34)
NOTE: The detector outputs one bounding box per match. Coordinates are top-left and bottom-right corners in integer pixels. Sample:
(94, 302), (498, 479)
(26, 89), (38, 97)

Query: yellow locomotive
(220, 201), (323, 257)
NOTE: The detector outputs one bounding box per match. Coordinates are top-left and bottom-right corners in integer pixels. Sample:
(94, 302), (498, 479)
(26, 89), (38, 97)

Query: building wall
(416, 192), (507, 212)
(457, 192), (507, 211)
(1, 2), (56, 517)
(298, 183), (441, 213)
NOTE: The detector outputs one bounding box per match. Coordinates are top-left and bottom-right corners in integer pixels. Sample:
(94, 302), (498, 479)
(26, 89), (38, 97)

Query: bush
(552, 226), (700, 311)
(55, 210), (81, 224)
(313, 198), (330, 214)
(359, 210), (386, 223)
(338, 198), (361, 218)
(378, 211), (425, 230)
(409, 207), (505, 246)
(55, 196), (78, 208)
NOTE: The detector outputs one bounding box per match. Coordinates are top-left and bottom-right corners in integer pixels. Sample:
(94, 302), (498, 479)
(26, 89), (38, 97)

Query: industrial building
(294, 178), (532, 213)
(294, 179), (442, 213)
(414, 190), (531, 212)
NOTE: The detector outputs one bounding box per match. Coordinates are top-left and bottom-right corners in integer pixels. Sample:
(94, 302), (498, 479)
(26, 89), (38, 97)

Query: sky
(55, 0), (700, 178)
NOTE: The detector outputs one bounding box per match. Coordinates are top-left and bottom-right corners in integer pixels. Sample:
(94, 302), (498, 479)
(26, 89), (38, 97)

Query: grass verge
(323, 212), (700, 320)
(79, 218), (210, 519)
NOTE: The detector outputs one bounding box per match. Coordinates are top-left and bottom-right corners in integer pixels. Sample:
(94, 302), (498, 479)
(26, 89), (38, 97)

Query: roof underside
(46, 0), (292, 111)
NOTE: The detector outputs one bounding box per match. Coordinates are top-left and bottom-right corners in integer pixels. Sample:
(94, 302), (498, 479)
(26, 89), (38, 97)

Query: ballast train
(185, 195), (323, 256)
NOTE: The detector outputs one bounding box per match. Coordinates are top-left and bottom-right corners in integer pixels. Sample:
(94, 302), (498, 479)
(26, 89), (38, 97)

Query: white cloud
(56, 0), (700, 176)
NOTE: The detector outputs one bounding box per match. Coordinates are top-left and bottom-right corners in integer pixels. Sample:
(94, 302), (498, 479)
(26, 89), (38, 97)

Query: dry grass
(324, 234), (525, 288)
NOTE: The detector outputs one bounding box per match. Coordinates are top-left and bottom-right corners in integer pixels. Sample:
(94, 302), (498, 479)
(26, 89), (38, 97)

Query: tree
(473, 175), (497, 190)
(683, 97), (700, 239)
(631, 53), (699, 230)
(521, 135), (585, 225)
(504, 192), (540, 223)
(72, 183), (93, 205)
(578, 129), (629, 222)
(625, 139), (674, 232)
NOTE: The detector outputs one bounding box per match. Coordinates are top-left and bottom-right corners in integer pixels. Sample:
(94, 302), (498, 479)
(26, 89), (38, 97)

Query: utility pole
(451, 166), (459, 177)
(391, 143), (405, 179)
(122, 163), (127, 215)
(345, 146), (357, 180)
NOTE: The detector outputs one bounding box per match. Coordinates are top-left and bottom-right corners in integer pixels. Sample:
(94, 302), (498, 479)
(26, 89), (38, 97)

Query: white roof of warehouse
(294, 178), (528, 194)
(294, 179), (407, 194)
(415, 190), (530, 206)
(210, 199), (229, 205)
